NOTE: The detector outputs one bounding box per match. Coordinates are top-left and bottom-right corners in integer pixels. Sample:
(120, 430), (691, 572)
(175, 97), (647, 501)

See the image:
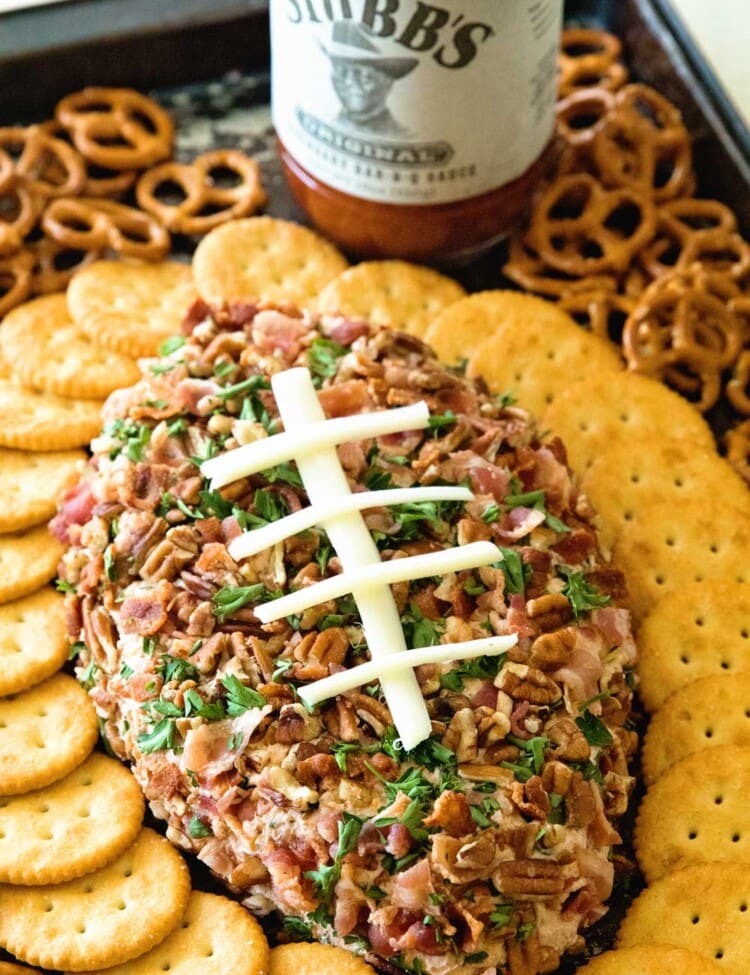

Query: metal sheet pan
(0, 2), (746, 970)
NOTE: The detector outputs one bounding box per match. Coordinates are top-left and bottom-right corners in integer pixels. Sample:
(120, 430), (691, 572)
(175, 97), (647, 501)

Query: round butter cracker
(0, 827), (191, 972)
(577, 945), (723, 974)
(80, 891), (269, 975)
(0, 294), (140, 400)
(67, 259), (197, 358)
(612, 500), (750, 621)
(270, 943), (377, 975)
(316, 260), (465, 339)
(424, 289), (576, 366)
(0, 588), (70, 696)
(0, 673), (98, 796)
(0, 447), (84, 534)
(0, 527), (65, 605)
(638, 580), (750, 711)
(193, 217), (347, 310)
(618, 862), (750, 974)
(0, 380), (102, 452)
(643, 672), (750, 784)
(635, 745), (750, 882)
(0, 752), (145, 885)
(467, 301), (622, 418)
(581, 437), (750, 552)
(542, 371), (715, 475)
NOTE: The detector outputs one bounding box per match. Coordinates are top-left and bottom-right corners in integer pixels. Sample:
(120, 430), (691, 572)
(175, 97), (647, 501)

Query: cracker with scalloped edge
(424, 290), (577, 367)
(0, 828), (191, 972)
(0, 527), (64, 604)
(467, 302), (622, 418)
(0, 752), (144, 885)
(316, 260), (465, 338)
(581, 438), (750, 551)
(635, 745), (750, 882)
(638, 579), (750, 711)
(68, 260), (198, 358)
(0, 673), (98, 796)
(0, 447), (84, 534)
(79, 891), (269, 975)
(618, 862), (750, 973)
(0, 294), (140, 400)
(0, 588), (70, 696)
(193, 217), (347, 311)
(577, 945), (723, 974)
(643, 672), (750, 784)
(270, 943), (376, 975)
(612, 501), (750, 621)
(0, 380), (102, 451)
(542, 371), (715, 475)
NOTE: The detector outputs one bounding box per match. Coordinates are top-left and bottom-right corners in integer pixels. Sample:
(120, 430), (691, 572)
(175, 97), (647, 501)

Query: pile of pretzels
(0, 87), (266, 317)
(504, 26), (750, 481)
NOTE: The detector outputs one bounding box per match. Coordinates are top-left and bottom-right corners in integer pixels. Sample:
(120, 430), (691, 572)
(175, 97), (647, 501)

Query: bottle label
(271, 0), (562, 206)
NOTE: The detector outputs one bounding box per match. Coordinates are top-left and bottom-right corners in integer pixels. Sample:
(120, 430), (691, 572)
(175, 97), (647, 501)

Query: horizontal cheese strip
(202, 398), (430, 489)
(228, 485), (473, 560)
(298, 633), (518, 708)
(255, 540), (502, 623)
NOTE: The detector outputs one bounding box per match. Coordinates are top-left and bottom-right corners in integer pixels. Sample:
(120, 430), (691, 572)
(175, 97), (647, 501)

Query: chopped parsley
(494, 546), (532, 596)
(304, 812), (362, 902)
(307, 337), (347, 384)
(158, 335), (186, 356)
(217, 374), (270, 401)
(103, 418), (152, 462)
(187, 815), (213, 838)
(427, 411), (456, 434)
(501, 735), (549, 783)
(481, 503), (500, 523)
(402, 601), (444, 649)
(156, 654), (200, 684)
(575, 709), (614, 747)
(558, 566), (611, 618)
(440, 653), (506, 692)
(503, 487), (571, 534)
(137, 718), (176, 754)
(212, 583), (274, 621)
(221, 674), (266, 715)
(55, 578), (76, 593)
(262, 462), (303, 488)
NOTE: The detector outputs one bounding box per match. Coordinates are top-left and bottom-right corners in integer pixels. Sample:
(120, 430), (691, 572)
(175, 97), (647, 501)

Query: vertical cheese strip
(271, 367), (432, 750)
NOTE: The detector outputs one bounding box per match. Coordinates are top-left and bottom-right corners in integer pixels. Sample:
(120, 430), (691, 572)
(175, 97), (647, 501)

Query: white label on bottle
(271, 0), (562, 206)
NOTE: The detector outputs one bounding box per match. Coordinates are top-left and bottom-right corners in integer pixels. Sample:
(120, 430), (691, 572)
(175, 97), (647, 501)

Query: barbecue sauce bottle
(271, 0), (562, 264)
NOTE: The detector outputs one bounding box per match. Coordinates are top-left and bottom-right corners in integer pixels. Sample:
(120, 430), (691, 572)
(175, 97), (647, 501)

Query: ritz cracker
(271, 0), (563, 262)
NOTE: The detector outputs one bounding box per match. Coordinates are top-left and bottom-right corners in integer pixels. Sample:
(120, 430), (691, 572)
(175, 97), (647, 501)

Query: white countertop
(667, 0), (750, 128)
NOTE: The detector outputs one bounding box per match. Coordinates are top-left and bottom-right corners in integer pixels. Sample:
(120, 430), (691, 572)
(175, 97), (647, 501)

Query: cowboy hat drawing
(319, 21), (419, 79)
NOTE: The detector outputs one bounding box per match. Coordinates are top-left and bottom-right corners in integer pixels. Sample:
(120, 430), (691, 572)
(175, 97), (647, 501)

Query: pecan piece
(528, 627), (577, 670)
(423, 790), (474, 837)
(525, 594), (572, 633)
(510, 775), (551, 820)
(497, 663), (562, 705)
(507, 929), (560, 975)
(293, 627), (349, 681)
(493, 859), (569, 897)
(547, 716), (591, 761)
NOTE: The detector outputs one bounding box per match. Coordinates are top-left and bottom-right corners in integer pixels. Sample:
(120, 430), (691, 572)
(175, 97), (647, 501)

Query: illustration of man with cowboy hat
(320, 21), (419, 137)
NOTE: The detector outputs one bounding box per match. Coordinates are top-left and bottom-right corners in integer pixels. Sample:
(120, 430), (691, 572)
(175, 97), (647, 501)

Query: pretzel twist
(527, 172), (656, 275)
(136, 149), (267, 235)
(0, 183), (42, 255)
(0, 249), (33, 317)
(558, 28), (628, 98)
(592, 84), (694, 201)
(56, 87), (173, 171)
(42, 197), (170, 261)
